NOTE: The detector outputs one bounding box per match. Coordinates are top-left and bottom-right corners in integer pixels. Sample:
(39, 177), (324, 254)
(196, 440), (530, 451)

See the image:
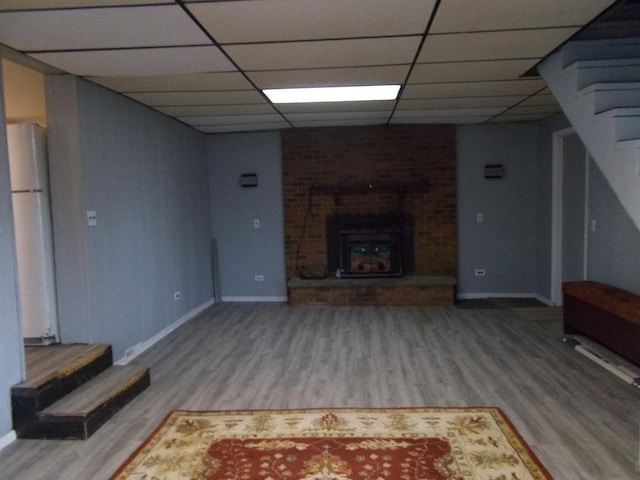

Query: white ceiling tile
(418, 29), (579, 63)
(291, 118), (388, 128)
(187, 0), (435, 43)
(397, 96), (526, 110)
(197, 123), (291, 134)
(518, 93), (559, 107)
(225, 37), (421, 71)
(0, 0), (170, 9)
(391, 116), (489, 124)
(284, 111), (391, 122)
(431, 0), (616, 33)
(181, 114), (285, 127)
(30, 46), (235, 77)
(248, 65), (410, 90)
(504, 105), (562, 115)
(158, 104), (277, 117)
(409, 59), (537, 84)
(278, 100), (396, 114)
(126, 90), (265, 106)
(393, 107), (504, 119)
(490, 113), (550, 123)
(402, 79), (546, 98)
(88, 72), (253, 93)
(0, 5), (207, 51)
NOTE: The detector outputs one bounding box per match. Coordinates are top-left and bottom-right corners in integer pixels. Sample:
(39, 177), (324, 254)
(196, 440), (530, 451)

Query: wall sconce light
(484, 164), (504, 179)
(240, 173), (258, 188)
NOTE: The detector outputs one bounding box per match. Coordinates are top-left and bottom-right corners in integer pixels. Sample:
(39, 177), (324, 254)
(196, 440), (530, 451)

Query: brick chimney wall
(282, 124), (457, 279)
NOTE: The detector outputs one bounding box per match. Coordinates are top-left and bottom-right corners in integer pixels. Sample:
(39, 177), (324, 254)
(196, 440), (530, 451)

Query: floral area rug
(110, 407), (552, 479)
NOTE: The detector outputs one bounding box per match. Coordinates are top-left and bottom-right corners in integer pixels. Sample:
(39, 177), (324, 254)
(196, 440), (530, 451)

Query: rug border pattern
(110, 407), (553, 480)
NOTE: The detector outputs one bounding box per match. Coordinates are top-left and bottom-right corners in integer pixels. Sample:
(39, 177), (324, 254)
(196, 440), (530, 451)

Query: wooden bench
(563, 281), (640, 366)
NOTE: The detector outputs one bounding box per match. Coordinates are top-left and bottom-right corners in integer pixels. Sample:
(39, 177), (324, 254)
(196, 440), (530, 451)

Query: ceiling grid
(0, 0), (621, 132)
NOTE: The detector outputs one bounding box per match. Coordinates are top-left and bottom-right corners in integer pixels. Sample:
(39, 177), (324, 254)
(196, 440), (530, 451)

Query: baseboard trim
(0, 430), (16, 452)
(221, 296), (288, 302)
(114, 298), (215, 366)
(457, 292), (553, 306)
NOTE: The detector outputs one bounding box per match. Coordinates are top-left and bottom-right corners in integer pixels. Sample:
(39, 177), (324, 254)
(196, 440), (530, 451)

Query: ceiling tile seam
(21, 44), (213, 54)
(413, 58), (540, 65)
(216, 33), (423, 46)
(192, 120), (290, 127)
(244, 64), (411, 73)
(387, 0), (443, 124)
(400, 95), (527, 101)
(407, 79), (544, 86)
(427, 25), (584, 36)
(176, 0), (294, 128)
(123, 89), (259, 94)
(484, 86), (551, 123)
(0, 3), (174, 14)
(243, 63), (412, 74)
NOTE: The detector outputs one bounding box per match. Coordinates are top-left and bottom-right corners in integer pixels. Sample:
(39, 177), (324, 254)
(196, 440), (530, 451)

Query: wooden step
(30, 366), (151, 440)
(11, 344), (113, 437)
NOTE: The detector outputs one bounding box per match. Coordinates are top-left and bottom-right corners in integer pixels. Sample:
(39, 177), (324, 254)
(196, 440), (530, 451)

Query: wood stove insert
(327, 213), (413, 278)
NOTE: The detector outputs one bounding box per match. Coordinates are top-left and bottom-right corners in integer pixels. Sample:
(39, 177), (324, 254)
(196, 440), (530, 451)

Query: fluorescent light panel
(263, 85), (400, 103)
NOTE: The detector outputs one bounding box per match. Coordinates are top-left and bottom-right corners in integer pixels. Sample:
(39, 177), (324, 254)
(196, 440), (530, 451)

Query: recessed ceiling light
(263, 85), (401, 104)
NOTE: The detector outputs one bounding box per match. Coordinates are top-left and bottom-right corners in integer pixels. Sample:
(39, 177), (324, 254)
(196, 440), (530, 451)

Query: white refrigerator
(7, 123), (58, 344)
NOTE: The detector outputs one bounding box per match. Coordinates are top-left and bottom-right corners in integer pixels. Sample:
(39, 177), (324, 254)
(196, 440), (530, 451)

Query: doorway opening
(551, 127), (590, 306)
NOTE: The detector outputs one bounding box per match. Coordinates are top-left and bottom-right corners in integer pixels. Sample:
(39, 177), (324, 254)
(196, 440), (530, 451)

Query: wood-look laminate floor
(0, 303), (638, 479)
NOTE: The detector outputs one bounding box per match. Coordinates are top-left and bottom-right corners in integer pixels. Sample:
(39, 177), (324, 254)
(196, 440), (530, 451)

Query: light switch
(476, 213), (483, 223)
(253, 219), (260, 229)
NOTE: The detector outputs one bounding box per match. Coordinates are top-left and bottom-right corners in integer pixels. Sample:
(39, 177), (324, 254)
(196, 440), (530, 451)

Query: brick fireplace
(282, 124), (457, 305)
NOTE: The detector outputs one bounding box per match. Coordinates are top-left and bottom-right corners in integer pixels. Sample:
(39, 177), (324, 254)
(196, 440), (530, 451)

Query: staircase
(11, 344), (150, 440)
(538, 37), (640, 230)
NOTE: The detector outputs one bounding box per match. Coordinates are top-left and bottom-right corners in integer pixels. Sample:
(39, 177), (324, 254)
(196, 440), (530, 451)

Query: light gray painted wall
(207, 132), (286, 299)
(457, 123), (549, 297)
(588, 159), (640, 295)
(0, 59), (25, 440)
(45, 76), (89, 343)
(46, 75), (213, 359)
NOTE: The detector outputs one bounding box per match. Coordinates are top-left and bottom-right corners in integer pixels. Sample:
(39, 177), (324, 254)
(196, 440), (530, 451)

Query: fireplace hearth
(327, 214), (413, 278)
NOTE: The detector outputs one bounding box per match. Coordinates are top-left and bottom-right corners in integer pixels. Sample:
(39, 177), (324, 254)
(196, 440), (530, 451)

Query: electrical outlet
(475, 269), (486, 276)
(87, 210), (97, 226)
(174, 291), (181, 301)
(254, 275), (264, 281)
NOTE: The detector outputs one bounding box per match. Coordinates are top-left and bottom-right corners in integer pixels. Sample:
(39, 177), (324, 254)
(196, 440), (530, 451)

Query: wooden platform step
(11, 344), (150, 440)
(34, 366), (150, 440)
(12, 344), (114, 437)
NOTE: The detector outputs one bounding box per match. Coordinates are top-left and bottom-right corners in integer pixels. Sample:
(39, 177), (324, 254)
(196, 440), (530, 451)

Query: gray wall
(207, 132), (286, 300)
(46, 75), (213, 359)
(588, 159), (640, 295)
(0, 60), (25, 441)
(457, 122), (550, 298)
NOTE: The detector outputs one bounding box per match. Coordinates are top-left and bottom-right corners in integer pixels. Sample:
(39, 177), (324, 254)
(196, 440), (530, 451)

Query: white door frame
(551, 127), (590, 306)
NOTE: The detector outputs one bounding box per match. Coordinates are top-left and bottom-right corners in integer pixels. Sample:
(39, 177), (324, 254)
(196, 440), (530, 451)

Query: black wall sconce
(240, 173), (258, 188)
(484, 164), (504, 179)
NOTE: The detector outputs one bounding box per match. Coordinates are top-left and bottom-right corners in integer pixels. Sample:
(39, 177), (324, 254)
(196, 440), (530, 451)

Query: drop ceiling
(0, 0), (619, 133)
